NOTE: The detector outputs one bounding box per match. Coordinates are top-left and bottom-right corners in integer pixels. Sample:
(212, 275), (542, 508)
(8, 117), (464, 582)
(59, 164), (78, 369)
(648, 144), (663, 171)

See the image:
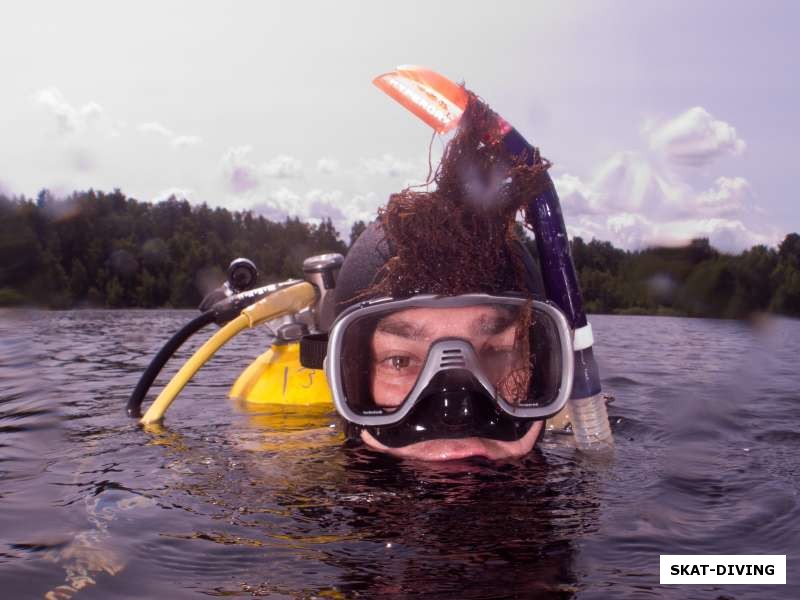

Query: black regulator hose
(126, 279), (303, 418)
(126, 310), (216, 418)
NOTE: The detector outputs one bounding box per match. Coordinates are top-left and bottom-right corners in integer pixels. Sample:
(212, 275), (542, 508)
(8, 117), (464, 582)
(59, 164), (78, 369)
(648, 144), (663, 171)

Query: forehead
(375, 305), (516, 341)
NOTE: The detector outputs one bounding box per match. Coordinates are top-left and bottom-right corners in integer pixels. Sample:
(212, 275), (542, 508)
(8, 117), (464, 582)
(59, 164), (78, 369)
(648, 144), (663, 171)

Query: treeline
(1, 189), (799, 318)
(0, 189), (346, 308)
(569, 235), (800, 318)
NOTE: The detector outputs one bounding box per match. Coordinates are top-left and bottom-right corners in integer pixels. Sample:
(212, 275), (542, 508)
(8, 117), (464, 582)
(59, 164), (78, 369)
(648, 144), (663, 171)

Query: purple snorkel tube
(502, 126), (613, 452)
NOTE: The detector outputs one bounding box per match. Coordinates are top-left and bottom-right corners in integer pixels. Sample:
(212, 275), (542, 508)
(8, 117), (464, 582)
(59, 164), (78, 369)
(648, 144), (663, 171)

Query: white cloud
(171, 135), (202, 148)
(565, 195), (772, 252)
(306, 189), (343, 214)
(152, 187), (193, 203)
(306, 190), (341, 204)
(35, 87), (84, 133)
(220, 145), (260, 193)
(359, 153), (420, 177)
(227, 186), (381, 238)
(138, 121), (202, 147)
(68, 147), (95, 172)
(696, 176), (751, 217)
(646, 106), (746, 167)
(80, 101), (104, 123)
(304, 188), (381, 231)
(554, 111), (772, 252)
(35, 87), (120, 136)
(605, 212), (654, 249)
(622, 215), (769, 253)
(261, 154), (303, 179)
(555, 153), (686, 218)
(138, 122), (172, 137)
(316, 157), (339, 174)
(314, 191), (382, 228)
(567, 212), (771, 254)
(554, 172), (604, 215)
(592, 151), (682, 213)
(250, 186), (302, 221)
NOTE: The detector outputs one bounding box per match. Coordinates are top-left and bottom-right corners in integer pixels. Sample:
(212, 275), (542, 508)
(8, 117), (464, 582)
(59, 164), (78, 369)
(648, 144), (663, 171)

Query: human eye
(388, 355), (411, 370)
(374, 353), (421, 376)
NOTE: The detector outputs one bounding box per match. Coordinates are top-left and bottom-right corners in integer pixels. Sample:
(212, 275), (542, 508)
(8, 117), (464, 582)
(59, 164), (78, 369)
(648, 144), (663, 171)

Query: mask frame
(326, 293), (575, 427)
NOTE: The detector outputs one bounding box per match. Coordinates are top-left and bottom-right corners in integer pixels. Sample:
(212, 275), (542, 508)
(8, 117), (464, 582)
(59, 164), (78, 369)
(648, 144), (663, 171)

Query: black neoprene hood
(333, 221), (394, 318)
(333, 220), (545, 321)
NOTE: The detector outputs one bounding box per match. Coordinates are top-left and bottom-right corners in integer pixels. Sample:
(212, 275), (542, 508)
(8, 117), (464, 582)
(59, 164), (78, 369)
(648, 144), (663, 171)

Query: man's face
(361, 305), (542, 461)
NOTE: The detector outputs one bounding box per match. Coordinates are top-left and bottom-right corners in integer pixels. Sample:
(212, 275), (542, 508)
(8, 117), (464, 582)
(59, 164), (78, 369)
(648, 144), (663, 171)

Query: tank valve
(302, 253), (344, 330)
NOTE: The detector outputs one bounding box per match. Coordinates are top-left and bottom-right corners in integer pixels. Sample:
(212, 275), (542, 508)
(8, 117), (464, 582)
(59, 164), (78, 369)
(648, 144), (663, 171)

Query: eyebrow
(376, 312), (518, 340)
(376, 318), (429, 341)
(472, 313), (516, 336)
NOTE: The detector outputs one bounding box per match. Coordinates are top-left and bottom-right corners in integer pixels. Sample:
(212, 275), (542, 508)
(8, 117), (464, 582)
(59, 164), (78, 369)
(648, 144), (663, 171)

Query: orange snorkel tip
(372, 65), (468, 134)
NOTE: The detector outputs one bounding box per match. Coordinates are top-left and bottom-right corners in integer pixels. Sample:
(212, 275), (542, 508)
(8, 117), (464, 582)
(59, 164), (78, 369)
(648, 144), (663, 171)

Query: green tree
(677, 259), (740, 317)
(770, 266), (800, 316)
(778, 233), (800, 268)
(349, 220), (367, 247)
(69, 258), (89, 300)
(105, 277), (124, 307)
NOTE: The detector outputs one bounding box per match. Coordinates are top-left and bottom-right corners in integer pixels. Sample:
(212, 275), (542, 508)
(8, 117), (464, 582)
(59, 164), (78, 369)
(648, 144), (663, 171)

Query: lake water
(1, 310), (798, 599)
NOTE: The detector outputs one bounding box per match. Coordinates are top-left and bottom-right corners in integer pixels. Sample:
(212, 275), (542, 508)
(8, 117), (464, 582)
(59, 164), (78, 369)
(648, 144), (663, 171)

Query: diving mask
(325, 294), (574, 441)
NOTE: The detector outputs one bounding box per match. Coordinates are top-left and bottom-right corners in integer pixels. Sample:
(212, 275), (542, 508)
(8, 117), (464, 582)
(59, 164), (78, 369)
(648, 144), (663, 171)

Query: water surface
(1, 310), (798, 599)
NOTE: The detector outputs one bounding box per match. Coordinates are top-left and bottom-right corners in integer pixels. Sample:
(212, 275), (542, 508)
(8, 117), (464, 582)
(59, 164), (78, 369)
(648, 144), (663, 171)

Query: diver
(132, 71), (612, 460)
(300, 92), (577, 462)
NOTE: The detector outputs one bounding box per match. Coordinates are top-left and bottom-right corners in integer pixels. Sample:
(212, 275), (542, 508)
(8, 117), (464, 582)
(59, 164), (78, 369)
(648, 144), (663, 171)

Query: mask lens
(497, 307), (564, 411)
(334, 297), (569, 424)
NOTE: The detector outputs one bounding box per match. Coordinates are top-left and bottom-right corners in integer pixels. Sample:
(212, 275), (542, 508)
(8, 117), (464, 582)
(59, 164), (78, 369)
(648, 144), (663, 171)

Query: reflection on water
(0, 310), (798, 598)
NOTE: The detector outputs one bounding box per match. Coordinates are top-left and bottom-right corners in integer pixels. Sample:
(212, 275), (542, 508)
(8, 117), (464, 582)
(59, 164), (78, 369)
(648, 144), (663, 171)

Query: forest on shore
(1, 189), (799, 319)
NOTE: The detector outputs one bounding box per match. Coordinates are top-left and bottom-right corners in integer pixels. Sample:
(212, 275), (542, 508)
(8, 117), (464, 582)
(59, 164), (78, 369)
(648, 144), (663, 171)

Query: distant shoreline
(2, 190), (799, 319)
(4, 306), (795, 325)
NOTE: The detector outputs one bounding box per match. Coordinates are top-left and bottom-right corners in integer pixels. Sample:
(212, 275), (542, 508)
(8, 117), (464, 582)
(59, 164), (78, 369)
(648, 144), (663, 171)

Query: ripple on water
(1, 310), (799, 599)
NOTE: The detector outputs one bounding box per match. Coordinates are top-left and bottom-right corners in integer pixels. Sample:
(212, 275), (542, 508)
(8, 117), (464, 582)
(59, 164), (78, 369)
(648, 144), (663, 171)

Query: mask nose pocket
(438, 396), (472, 427)
(422, 369), (491, 431)
(366, 364), (536, 447)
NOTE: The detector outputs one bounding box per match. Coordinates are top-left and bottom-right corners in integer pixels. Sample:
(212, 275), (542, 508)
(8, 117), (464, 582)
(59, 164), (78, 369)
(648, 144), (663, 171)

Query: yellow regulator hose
(140, 282), (317, 424)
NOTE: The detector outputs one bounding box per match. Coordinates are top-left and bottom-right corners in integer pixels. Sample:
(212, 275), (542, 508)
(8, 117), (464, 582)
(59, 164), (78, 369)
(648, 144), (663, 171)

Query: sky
(1, 0), (798, 252)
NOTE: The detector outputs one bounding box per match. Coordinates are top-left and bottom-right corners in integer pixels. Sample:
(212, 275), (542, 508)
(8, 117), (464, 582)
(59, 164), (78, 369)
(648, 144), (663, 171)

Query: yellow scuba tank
(229, 341), (332, 406)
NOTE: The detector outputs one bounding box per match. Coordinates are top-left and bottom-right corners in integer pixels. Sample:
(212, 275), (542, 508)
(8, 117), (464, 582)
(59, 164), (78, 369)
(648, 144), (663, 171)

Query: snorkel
(372, 66), (613, 453)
